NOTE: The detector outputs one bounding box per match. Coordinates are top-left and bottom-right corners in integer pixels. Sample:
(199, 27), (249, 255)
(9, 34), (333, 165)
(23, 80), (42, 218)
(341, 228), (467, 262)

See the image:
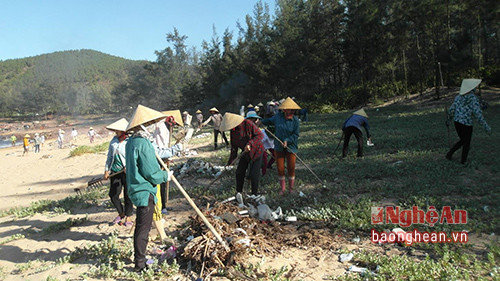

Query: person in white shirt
(57, 129), (65, 149)
(71, 128), (78, 141)
(153, 118), (169, 149)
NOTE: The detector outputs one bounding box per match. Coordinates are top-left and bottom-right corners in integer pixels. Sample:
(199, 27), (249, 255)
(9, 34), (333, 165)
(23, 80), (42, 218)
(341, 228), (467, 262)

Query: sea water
(0, 138), (21, 149)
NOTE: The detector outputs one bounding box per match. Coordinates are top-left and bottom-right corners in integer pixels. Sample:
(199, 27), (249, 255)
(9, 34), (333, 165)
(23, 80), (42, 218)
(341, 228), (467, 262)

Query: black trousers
(214, 129), (229, 147)
(109, 172), (133, 217)
(447, 122), (473, 164)
(343, 126), (363, 157)
(160, 182), (167, 210)
(133, 194), (155, 269)
(236, 153), (263, 195)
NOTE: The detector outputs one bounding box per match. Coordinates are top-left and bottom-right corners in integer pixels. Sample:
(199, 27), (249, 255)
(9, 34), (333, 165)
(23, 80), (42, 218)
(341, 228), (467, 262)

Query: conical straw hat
(106, 118), (129, 132)
(126, 104), (167, 131)
(257, 102), (264, 107)
(353, 108), (368, 118)
(279, 97), (301, 110)
(196, 109), (202, 114)
(220, 112), (244, 131)
(24, 134), (30, 138)
(209, 107), (219, 113)
(459, 78), (481, 95)
(162, 109), (184, 127)
(247, 104), (254, 108)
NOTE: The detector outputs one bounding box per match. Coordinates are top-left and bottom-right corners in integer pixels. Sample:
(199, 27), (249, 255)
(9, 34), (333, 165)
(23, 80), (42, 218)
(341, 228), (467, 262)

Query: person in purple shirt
(342, 108), (372, 158)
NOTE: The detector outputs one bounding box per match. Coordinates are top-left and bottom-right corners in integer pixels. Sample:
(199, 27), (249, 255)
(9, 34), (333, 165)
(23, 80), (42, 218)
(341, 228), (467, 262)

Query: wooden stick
(264, 127), (325, 185)
(155, 153), (230, 251)
(199, 235), (210, 278)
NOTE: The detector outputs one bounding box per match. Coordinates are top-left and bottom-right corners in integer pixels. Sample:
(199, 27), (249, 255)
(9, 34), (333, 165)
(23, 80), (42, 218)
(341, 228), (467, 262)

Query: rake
(74, 170), (124, 194)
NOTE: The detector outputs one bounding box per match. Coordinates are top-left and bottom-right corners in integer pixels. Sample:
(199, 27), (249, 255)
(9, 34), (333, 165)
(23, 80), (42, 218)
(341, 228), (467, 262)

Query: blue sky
(0, 0), (274, 61)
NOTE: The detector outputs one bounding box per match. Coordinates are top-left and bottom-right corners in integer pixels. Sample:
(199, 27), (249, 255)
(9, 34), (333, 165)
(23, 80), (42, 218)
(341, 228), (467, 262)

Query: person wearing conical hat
(202, 107), (229, 149)
(195, 109), (204, 130)
(247, 104), (255, 114)
(342, 108), (371, 158)
(221, 112), (265, 195)
(446, 79), (491, 164)
(124, 105), (174, 272)
(22, 134), (30, 156)
(104, 118), (133, 227)
(261, 97), (301, 195)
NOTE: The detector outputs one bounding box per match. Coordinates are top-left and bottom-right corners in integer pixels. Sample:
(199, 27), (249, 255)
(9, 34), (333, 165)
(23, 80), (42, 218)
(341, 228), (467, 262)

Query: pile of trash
(179, 195), (336, 274)
(173, 158), (233, 179)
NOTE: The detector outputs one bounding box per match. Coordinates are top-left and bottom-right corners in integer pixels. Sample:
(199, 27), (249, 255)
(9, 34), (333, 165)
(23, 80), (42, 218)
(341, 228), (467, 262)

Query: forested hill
(0, 49), (146, 116)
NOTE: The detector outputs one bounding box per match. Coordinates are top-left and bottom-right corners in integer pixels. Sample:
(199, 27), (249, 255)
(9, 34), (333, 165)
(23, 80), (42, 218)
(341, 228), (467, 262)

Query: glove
(167, 170), (174, 181)
(445, 120), (450, 127)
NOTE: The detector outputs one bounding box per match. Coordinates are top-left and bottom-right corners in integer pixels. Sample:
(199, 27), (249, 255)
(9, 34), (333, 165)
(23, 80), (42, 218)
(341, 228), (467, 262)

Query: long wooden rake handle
(264, 127), (325, 185)
(155, 153), (230, 251)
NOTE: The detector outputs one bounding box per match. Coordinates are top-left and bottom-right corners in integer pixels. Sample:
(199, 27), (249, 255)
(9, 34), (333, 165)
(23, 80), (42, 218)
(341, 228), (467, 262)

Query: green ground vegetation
(3, 100), (499, 280)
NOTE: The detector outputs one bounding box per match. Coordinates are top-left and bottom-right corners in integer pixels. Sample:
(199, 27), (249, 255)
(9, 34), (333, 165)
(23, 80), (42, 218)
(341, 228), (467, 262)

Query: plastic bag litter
(349, 265), (367, 273)
(257, 204), (283, 221)
(339, 253), (354, 262)
(247, 204), (258, 217)
(257, 204), (273, 220)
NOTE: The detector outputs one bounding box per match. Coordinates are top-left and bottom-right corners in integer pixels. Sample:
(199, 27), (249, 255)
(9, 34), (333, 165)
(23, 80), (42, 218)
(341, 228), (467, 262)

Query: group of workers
(14, 133), (45, 156)
(99, 99), (307, 271)
(72, 77), (491, 272)
(102, 105), (184, 272)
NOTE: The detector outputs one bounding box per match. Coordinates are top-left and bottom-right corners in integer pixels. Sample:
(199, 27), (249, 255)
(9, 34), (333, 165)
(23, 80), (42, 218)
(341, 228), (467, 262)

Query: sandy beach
(0, 128), (112, 211)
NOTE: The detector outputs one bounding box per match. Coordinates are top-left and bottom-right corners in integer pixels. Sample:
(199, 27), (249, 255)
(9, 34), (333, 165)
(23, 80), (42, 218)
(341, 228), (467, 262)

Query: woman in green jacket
(125, 105), (173, 272)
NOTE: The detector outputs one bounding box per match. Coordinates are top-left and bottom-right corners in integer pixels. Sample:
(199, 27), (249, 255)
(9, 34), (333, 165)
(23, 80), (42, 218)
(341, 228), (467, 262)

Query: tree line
(1, 0), (498, 117)
(119, 0), (499, 113)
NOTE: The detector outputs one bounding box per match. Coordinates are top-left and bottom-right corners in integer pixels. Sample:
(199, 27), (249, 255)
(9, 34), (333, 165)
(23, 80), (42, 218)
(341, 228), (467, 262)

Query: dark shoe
(134, 266), (146, 273)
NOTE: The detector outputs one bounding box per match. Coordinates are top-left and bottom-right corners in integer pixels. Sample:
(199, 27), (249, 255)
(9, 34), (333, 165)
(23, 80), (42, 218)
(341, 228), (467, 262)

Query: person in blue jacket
(261, 97), (301, 194)
(342, 108), (371, 158)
